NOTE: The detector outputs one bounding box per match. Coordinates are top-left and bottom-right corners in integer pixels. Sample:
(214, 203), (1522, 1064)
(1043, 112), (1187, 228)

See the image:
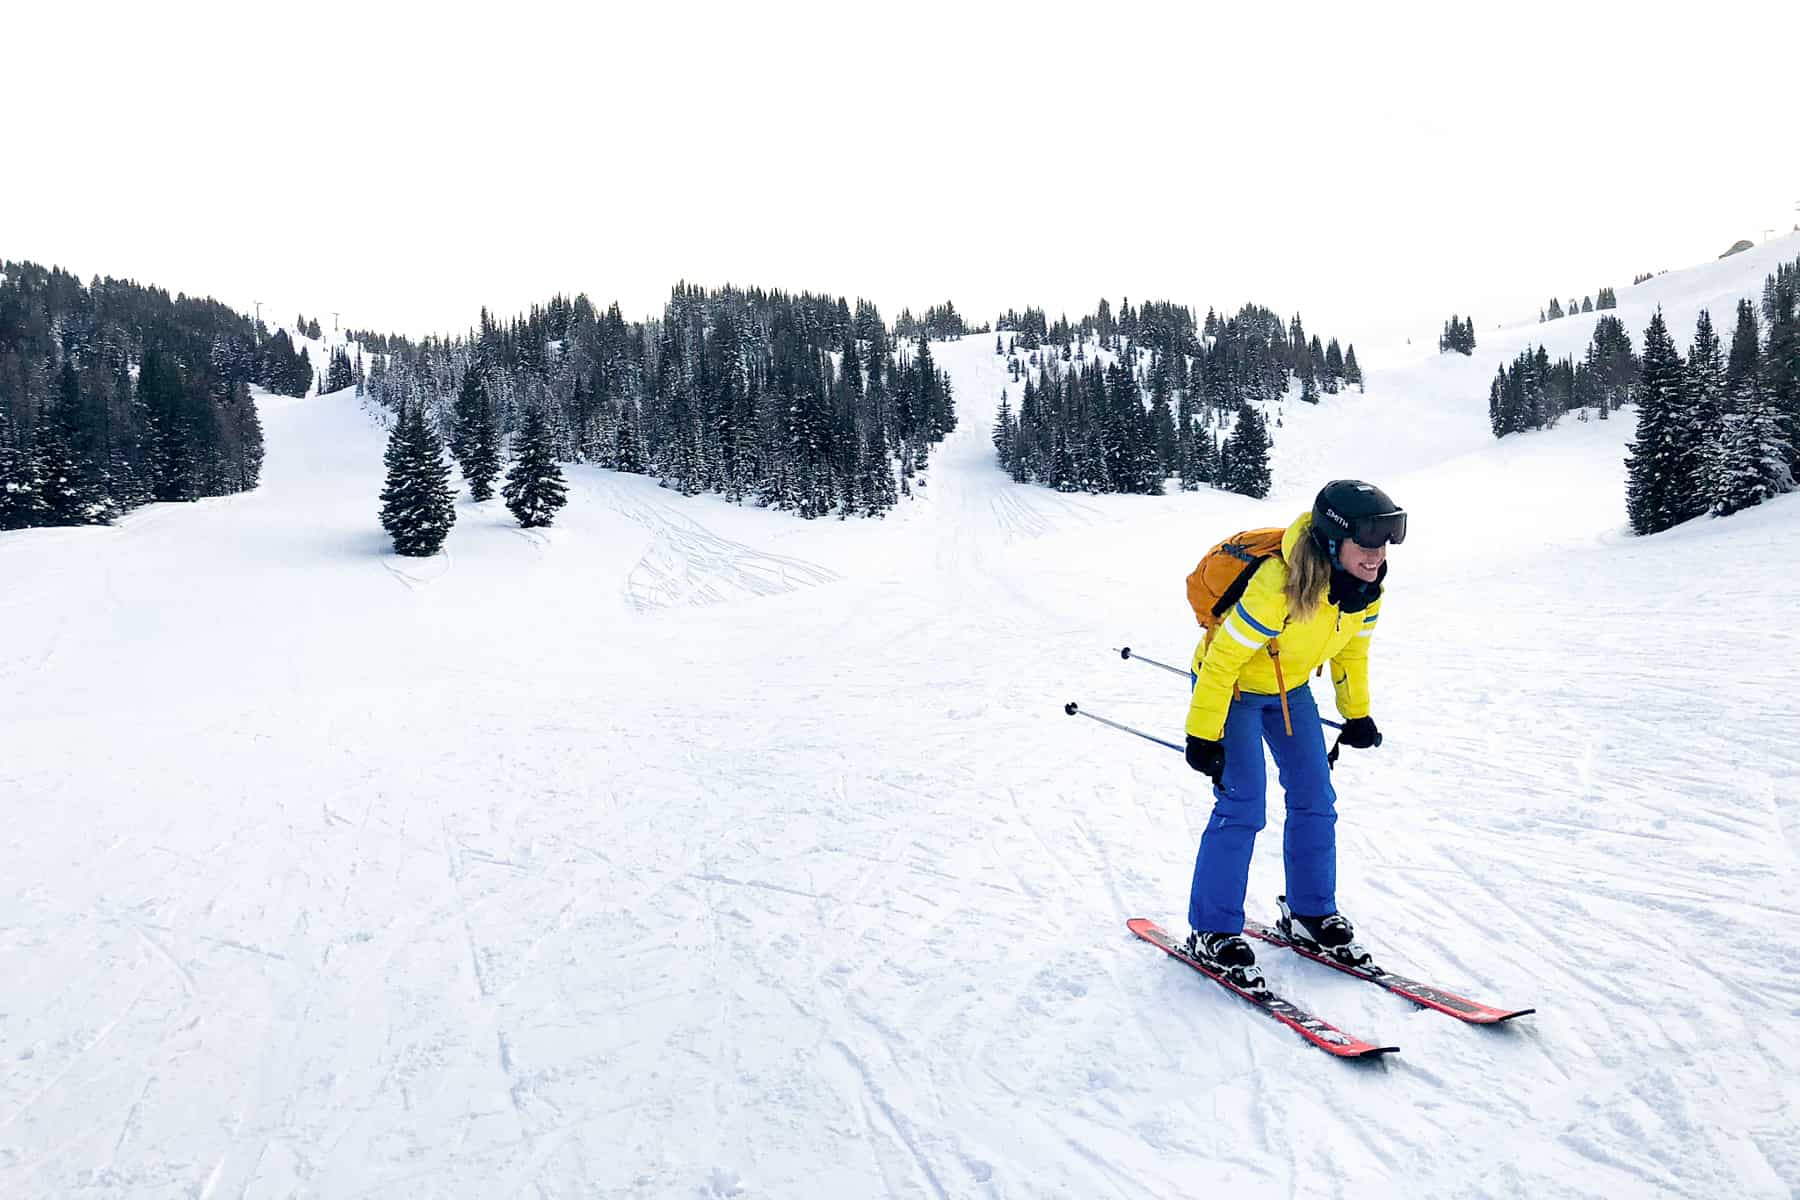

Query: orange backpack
(1185, 527), (1287, 630)
(1185, 526), (1295, 734)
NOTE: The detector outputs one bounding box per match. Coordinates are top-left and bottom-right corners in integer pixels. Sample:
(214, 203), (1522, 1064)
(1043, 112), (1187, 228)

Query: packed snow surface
(3, 236), (1799, 1197)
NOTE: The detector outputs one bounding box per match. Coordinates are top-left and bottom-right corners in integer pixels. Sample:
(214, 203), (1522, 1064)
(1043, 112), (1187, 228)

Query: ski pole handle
(1326, 729), (1383, 768)
(1063, 701), (1185, 754)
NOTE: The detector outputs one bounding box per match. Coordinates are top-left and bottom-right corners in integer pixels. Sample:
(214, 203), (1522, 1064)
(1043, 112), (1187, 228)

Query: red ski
(1127, 919), (1399, 1060)
(1243, 919), (1534, 1025)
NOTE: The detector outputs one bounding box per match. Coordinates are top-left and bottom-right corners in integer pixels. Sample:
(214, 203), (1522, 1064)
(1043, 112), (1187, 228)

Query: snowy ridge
(2, 236), (1798, 1197)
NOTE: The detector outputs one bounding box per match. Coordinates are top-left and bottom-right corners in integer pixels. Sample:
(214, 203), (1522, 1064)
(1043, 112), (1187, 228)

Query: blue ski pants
(1188, 683), (1338, 934)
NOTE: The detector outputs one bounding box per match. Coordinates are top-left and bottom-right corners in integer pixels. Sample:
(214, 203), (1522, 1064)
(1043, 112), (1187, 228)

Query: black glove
(1338, 716), (1381, 749)
(1185, 735), (1226, 784)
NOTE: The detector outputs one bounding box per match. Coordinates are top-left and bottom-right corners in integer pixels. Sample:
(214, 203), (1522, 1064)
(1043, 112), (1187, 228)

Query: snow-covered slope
(1267, 229), (1800, 492)
(2, 238), (1797, 1198)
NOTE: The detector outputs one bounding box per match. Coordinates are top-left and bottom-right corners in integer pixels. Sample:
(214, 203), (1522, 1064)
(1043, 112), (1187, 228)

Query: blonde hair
(1283, 530), (1332, 623)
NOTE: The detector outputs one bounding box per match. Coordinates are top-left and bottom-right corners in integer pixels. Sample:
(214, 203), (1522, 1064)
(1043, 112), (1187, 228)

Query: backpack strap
(1267, 637), (1292, 736)
(1211, 554), (1295, 737)
(1209, 553), (1271, 621)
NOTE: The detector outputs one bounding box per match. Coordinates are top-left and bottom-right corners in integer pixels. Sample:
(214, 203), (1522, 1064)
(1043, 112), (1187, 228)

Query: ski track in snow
(3, 236), (1800, 1197)
(596, 480), (842, 613)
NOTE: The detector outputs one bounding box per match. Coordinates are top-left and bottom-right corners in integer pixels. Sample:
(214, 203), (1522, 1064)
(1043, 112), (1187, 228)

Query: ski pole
(1062, 701), (1184, 754)
(1113, 645), (1189, 679)
(1115, 645), (1346, 733)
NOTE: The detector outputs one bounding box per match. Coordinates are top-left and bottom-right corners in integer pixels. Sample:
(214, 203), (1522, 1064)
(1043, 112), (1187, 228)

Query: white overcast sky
(6, 0), (1797, 352)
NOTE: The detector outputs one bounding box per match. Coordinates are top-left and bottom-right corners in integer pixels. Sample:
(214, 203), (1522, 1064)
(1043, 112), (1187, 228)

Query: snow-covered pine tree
(324, 348), (355, 393)
(0, 406), (43, 530)
(1194, 421), (1223, 487)
(501, 404), (569, 528)
(1688, 309), (1728, 511)
(1148, 364), (1177, 478)
(1709, 299), (1793, 514)
(1344, 344), (1363, 390)
(614, 398), (647, 473)
(379, 401), (457, 555)
(1765, 268), (1800, 475)
(1043, 425), (1069, 491)
(992, 390), (1015, 474)
(34, 369), (104, 525)
(1324, 338), (1345, 388)
(1712, 389), (1792, 516)
(1222, 402), (1271, 498)
(215, 380), (265, 496)
(454, 363), (502, 501)
(1308, 335), (1335, 395)
(1525, 347), (1553, 428)
(1625, 309), (1702, 535)
(1586, 315), (1638, 413)
(919, 333), (957, 439)
(1175, 384), (1200, 492)
(859, 413), (897, 513)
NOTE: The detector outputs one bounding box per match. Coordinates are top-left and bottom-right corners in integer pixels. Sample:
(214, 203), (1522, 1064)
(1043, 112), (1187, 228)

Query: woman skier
(1182, 480), (1406, 990)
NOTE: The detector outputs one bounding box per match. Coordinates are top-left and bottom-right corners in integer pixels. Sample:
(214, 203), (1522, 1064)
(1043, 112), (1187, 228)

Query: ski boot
(1276, 895), (1372, 967)
(1184, 930), (1268, 993)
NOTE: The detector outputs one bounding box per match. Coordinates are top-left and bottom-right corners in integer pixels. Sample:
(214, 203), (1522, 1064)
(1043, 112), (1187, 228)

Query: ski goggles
(1347, 510), (1407, 548)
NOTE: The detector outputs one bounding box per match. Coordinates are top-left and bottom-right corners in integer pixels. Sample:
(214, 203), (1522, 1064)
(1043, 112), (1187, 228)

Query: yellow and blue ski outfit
(1185, 512), (1382, 935)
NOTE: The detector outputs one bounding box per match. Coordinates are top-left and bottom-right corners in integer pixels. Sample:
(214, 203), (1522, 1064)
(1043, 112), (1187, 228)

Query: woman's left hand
(1338, 716), (1381, 749)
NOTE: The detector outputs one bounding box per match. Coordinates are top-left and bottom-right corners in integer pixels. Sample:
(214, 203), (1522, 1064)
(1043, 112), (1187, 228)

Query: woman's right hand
(1185, 735), (1225, 784)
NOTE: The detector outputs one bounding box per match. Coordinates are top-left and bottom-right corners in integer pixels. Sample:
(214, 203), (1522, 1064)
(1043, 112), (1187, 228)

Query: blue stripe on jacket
(1233, 602), (1280, 639)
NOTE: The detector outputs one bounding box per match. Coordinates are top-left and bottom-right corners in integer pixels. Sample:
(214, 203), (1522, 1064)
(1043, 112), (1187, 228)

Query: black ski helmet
(1310, 480), (1407, 552)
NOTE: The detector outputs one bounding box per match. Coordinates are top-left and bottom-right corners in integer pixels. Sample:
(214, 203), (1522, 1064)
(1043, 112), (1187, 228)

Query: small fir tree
(992, 391), (1015, 474)
(379, 403), (457, 555)
(1624, 309), (1702, 535)
(1300, 369), (1319, 405)
(451, 364), (501, 500)
(502, 404), (569, 528)
(1222, 403), (1272, 498)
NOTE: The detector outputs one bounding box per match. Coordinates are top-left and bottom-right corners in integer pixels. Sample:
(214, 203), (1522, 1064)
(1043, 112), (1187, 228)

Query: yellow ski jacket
(1184, 513), (1380, 741)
